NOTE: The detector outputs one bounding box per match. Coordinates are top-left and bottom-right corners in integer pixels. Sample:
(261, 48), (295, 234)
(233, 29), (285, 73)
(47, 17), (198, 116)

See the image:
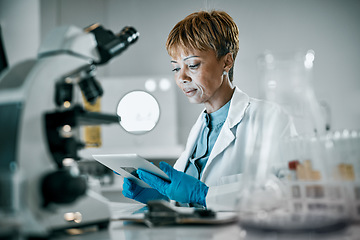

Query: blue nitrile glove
(122, 178), (169, 204)
(137, 162), (209, 206)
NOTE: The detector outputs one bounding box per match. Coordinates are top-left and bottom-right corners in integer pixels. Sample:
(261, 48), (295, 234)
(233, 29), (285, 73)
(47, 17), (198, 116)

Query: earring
(223, 71), (227, 76)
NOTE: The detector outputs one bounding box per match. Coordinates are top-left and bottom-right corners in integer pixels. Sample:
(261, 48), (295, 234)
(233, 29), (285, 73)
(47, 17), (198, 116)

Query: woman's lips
(184, 88), (197, 97)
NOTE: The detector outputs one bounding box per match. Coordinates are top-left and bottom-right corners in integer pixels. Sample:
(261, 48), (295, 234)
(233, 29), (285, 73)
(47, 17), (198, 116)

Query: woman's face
(170, 49), (233, 112)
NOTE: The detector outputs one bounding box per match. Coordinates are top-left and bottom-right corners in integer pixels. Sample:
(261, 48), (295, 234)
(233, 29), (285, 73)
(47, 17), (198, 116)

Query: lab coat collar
(175, 87), (250, 175)
(227, 86), (251, 129)
(201, 86), (250, 128)
(201, 86), (250, 180)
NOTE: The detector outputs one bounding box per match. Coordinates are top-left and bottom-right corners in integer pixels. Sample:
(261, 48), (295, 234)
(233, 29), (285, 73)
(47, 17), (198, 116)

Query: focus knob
(41, 170), (87, 206)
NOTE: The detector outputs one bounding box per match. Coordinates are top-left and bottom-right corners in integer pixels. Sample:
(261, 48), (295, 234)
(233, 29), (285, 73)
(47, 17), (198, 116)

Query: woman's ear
(223, 52), (234, 72)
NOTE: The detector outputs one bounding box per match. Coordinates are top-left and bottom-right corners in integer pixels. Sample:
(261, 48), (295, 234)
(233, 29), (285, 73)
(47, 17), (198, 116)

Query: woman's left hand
(137, 162), (208, 206)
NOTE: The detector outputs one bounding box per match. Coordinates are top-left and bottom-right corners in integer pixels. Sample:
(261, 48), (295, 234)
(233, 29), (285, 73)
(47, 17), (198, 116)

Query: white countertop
(51, 202), (360, 240)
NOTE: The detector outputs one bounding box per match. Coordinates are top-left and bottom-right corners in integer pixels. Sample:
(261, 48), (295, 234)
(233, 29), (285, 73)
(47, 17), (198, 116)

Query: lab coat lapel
(206, 125), (235, 167)
(201, 87), (250, 179)
(174, 113), (204, 172)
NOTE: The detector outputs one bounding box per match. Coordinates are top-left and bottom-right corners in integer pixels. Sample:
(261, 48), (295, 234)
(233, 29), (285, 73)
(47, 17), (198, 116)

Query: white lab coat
(173, 86), (294, 211)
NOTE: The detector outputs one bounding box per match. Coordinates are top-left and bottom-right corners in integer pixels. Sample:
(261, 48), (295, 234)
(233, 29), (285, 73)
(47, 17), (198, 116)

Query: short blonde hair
(166, 10), (239, 82)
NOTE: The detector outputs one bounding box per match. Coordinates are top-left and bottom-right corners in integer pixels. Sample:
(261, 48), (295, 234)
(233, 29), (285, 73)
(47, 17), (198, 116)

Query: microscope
(0, 23), (139, 237)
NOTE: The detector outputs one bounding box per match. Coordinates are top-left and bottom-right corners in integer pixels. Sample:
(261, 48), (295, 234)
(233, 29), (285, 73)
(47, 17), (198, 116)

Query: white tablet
(92, 153), (170, 188)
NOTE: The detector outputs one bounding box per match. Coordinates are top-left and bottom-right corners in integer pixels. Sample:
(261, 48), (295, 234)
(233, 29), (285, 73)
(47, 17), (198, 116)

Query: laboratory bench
(50, 202), (360, 240)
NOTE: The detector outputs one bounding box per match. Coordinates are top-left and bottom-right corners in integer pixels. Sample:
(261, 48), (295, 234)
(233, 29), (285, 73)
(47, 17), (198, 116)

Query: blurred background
(1, 1), (360, 234)
(1, 0), (359, 147)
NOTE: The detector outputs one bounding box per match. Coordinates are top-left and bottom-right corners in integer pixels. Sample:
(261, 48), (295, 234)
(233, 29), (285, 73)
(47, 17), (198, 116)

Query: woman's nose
(178, 70), (191, 83)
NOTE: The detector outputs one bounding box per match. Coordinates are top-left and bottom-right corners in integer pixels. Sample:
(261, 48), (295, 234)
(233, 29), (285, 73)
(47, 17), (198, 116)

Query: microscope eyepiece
(86, 24), (139, 65)
(117, 26), (139, 45)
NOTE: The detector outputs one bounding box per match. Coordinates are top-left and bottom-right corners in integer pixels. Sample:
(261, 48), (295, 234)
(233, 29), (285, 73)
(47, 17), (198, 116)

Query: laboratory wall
(0, 0), (40, 66)
(1, 0), (360, 149)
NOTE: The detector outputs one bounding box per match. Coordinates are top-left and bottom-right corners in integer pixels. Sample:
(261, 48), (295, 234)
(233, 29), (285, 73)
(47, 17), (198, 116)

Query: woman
(122, 10), (293, 210)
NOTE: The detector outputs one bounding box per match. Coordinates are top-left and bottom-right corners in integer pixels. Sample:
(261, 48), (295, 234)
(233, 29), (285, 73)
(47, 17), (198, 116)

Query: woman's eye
(189, 63), (200, 69)
(172, 67), (180, 72)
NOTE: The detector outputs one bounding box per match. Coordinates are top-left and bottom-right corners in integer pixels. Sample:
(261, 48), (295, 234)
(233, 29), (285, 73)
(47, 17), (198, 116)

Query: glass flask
(236, 51), (355, 232)
(258, 50), (327, 136)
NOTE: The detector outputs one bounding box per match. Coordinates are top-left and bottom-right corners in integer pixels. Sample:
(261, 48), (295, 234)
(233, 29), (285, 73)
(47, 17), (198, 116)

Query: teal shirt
(185, 100), (231, 180)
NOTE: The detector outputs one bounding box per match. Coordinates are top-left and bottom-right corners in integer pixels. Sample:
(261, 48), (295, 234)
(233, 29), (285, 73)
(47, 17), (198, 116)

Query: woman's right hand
(122, 178), (169, 204)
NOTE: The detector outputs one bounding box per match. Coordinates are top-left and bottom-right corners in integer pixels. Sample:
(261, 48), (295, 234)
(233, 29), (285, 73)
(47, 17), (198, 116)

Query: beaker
(236, 50), (352, 232)
(257, 50), (327, 136)
(237, 124), (352, 232)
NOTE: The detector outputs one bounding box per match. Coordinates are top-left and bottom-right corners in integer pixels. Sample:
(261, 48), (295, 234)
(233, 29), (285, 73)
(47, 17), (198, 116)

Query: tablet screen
(93, 153), (170, 188)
